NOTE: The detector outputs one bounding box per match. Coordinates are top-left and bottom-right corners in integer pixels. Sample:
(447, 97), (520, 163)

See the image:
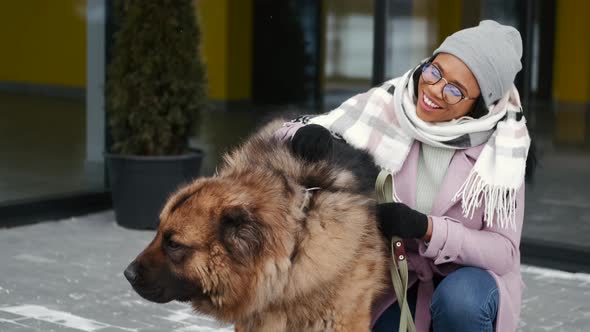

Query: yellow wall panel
(435, 0), (462, 46)
(197, 0), (252, 101)
(413, 0), (461, 52)
(553, 0), (590, 102)
(226, 0), (252, 101)
(198, 0), (228, 100)
(0, 0), (86, 87)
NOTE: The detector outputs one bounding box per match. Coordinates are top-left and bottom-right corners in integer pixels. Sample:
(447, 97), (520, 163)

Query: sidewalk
(0, 211), (588, 331)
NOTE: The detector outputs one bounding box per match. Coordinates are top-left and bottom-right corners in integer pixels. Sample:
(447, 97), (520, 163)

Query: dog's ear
(220, 207), (264, 262)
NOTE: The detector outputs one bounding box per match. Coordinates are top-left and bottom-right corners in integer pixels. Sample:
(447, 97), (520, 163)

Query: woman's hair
(411, 55), (537, 183)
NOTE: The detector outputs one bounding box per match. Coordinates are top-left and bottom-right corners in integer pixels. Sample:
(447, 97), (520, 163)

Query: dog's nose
(124, 261), (140, 284)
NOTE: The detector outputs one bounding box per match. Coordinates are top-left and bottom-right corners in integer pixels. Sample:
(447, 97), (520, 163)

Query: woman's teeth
(423, 94), (441, 109)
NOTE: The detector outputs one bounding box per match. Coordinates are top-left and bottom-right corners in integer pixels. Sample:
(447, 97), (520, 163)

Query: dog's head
(124, 168), (308, 320)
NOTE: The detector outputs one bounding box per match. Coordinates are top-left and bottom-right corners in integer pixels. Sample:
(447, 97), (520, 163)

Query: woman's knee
(430, 267), (498, 321)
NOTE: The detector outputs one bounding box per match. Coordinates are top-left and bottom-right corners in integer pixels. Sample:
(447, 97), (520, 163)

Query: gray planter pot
(106, 150), (203, 229)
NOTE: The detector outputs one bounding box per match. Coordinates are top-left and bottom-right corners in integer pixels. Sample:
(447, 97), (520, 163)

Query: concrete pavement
(0, 211), (588, 331)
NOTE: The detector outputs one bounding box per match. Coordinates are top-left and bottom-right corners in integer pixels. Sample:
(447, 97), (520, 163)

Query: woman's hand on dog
(376, 202), (432, 240)
(290, 124), (334, 162)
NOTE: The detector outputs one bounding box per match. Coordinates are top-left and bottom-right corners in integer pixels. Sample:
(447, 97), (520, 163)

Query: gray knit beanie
(433, 20), (522, 106)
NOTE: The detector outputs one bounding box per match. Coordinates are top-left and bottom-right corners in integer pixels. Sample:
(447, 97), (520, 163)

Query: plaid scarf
(307, 68), (530, 229)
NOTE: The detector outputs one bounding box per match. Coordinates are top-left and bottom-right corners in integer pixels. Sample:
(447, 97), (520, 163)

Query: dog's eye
(167, 240), (183, 251)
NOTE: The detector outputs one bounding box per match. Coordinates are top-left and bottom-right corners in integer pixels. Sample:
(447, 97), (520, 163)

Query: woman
(276, 20), (534, 331)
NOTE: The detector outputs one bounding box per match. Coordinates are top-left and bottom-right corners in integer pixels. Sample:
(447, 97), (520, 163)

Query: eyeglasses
(421, 63), (475, 105)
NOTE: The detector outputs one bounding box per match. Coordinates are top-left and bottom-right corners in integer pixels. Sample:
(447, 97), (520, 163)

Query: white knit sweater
(415, 143), (455, 215)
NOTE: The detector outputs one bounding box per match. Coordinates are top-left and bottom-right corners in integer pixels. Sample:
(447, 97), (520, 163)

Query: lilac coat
(274, 123), (525, 331)
(371, 140), (524, 332)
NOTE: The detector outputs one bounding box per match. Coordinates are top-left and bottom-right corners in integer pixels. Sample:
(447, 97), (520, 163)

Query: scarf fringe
(453, 171), (517, 230)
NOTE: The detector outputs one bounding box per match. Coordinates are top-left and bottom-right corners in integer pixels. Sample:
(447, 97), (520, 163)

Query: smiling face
(416, 53), (481, 123)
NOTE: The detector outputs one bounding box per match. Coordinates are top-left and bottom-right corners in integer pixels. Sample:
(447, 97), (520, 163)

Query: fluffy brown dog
(124, 120), (389, 331)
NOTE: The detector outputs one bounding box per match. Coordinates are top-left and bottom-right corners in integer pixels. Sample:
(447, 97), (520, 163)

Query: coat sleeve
(418, 186), (525, 276)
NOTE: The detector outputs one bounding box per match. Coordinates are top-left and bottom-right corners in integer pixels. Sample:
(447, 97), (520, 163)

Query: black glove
(290, 124), (333, 162)
(376, 202), (429, 239)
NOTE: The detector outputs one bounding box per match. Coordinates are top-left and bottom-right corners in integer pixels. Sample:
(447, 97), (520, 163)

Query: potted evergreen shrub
(105, 0), (207, 229)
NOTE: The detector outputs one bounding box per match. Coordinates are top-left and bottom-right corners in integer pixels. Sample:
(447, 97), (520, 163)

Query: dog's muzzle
(124, 260), (140, 284)
(124, 259), (199, 304)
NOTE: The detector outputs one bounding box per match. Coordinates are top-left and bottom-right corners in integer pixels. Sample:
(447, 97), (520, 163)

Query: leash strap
(376, 170), (416, 332)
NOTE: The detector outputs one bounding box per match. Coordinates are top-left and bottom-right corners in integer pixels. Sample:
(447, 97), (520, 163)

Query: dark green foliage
(106, 0), (207, 155)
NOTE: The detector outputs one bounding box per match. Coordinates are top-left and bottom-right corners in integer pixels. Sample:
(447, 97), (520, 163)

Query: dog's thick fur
(125, 120), (389, 331)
